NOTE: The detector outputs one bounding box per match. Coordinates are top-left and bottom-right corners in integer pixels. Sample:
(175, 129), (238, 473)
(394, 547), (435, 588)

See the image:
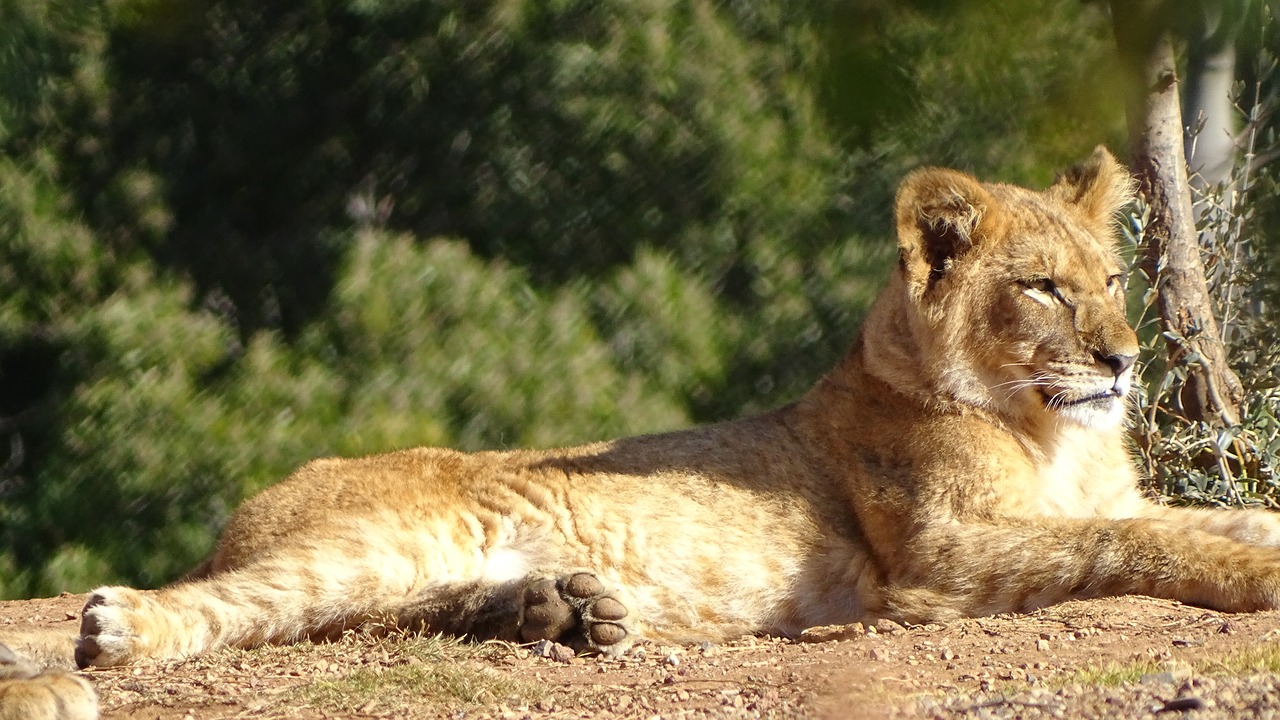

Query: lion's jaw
(1015, 360), (1133, 431)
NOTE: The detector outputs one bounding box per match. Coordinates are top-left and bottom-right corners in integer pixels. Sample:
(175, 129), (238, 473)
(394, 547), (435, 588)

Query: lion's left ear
(1045, 146), (1136, 224)
(894, 166), (997, 297)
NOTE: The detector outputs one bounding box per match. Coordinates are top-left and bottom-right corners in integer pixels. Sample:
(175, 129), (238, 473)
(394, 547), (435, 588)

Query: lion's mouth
(1040, 387), (1123, 410)
(1033, 379), (1130, 429)
(1057, 389), (1122, 406)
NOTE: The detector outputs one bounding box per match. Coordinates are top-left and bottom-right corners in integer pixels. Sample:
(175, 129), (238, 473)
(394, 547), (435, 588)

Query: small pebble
(1156, 696), (1206, 713)
(874, 618), (906, 635)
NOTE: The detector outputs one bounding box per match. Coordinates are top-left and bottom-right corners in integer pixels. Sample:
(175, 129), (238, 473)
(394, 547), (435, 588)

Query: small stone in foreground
(874, 618), (906, 635)
(1155, 696), (1205, 713)
(799, 623), (865, 643)
(530, 639), (575, 663)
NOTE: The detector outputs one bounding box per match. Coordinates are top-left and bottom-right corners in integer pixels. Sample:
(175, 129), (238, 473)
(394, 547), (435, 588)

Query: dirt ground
(6, 593), (1280, 719)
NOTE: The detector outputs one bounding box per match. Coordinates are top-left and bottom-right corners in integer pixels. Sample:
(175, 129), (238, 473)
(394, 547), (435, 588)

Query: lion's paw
(75, 587), (149, 669)
(518, 572), (634, 656)
(0, 642), (98, 720)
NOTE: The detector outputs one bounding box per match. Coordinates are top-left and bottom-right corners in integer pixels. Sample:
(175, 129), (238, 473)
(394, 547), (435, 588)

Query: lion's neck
(843, 280), (991, 414)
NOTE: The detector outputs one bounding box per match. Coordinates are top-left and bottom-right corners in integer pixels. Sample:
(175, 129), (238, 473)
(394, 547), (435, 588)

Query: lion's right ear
(1045, 146), (1136, 225)
(894, 167), (996, 296)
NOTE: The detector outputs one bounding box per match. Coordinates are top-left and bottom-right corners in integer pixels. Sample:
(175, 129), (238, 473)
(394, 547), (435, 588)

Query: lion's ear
(1046, 146), (1136, 224)
(894, 167), (995, 294)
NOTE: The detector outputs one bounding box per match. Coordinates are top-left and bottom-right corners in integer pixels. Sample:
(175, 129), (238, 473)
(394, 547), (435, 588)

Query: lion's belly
(468, 470), (872, 636)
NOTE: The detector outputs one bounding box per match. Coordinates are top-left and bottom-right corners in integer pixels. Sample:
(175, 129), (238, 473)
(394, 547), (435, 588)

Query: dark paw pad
(519, 578), (577, 642)
(588, 621), (627, 646)
(517, 572), (636, 655)
(591, 597), (627, 621)
(563, 573), (605, 599)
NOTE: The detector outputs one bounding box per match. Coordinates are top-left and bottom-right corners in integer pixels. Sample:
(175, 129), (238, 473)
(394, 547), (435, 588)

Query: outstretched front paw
(76, 587), (149, 669)
(518, 572), (634, 656)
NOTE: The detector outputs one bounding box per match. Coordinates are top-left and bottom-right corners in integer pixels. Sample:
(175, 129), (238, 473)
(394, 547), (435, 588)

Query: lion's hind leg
(77, 544), (425, 667)
(76, 522), (568, 667)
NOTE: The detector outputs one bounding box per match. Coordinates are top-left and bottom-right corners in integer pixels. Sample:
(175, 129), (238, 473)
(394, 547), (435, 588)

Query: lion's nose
(1095, 350), (1136, 376)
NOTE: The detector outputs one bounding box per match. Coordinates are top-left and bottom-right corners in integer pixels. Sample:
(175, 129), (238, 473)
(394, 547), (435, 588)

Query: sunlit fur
(72, 148), (1280, 672)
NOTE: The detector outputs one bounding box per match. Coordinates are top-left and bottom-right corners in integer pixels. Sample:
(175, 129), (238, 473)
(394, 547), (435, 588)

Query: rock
(530, 639), (575, 663)
(799, 623), (865, 643)
(874, 618), (907, 635)
(1155, 696), (1205, 713)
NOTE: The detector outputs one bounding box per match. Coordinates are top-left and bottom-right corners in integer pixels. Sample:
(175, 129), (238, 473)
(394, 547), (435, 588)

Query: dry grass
(1058, 642), (1280, 689)
(288, 634), (546, 715)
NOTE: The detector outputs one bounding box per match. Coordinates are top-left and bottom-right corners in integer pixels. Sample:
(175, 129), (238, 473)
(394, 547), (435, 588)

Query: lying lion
(59, 147), (1280, 675)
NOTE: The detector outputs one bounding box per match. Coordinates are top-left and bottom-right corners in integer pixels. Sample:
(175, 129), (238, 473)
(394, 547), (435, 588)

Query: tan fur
(74, 148), (1280, 669)
(0, 644), (96, 720)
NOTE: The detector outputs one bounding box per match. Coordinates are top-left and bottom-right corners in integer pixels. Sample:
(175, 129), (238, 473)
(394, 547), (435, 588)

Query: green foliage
(816, 0), (1127, 187)
(311, 232), (691, 451)
(0, 0), (104, 145)
(89, 0), (844, 332)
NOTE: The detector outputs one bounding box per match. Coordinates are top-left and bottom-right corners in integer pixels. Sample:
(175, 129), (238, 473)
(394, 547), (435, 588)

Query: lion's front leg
(883, 517), (1280, 624)
(1137, 504), (1280, 547)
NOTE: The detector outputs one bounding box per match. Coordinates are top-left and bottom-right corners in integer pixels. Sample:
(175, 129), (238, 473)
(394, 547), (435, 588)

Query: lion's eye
(1106, 273), (1126, 292)
(1024, 278), (1054, 294)
(1023, 277), (1056, 294)
(1020, 277), (1066, 306)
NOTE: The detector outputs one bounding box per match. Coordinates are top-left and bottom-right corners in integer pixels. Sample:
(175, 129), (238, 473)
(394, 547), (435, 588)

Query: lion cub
(75, 148), (1280, 669)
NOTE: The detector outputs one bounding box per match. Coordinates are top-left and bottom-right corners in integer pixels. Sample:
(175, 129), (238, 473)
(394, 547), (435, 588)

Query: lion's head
(871, 148), (1139, 430)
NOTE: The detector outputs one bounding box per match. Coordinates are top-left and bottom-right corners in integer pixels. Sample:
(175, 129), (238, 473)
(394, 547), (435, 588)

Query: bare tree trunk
(1183, 2), (1251, 340)
(1110, 0), (1245, 426)
(1184, 28), (1238, 194)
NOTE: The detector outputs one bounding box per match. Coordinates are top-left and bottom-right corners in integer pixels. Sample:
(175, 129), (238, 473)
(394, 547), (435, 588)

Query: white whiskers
(989, 368), (1058, 403)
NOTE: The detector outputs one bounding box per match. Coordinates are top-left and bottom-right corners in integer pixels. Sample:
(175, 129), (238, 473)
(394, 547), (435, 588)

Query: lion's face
(892, 148), (1139, 429)
(965, 201), (1139, 429)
